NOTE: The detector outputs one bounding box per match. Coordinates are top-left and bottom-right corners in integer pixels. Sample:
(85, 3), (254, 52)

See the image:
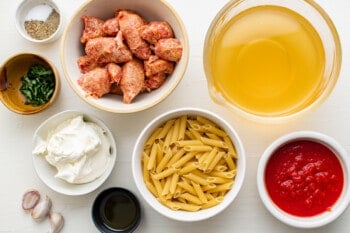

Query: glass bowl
(203, 0), (341, 122)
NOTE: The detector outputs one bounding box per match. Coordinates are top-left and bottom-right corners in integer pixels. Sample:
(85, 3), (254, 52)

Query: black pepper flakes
(24, 9), (60, 40)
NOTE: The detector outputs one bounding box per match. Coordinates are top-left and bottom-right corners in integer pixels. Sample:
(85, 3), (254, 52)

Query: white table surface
(1, 0), (350, 232)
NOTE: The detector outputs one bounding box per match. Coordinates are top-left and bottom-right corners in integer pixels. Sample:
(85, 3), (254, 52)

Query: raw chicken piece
(144, 55), (174, 77)
(145, 73), (167, 90)
(154, 38), (183, 62)
(80, 15), (106, 43)
(77, 55), (99, 73)
(120, 59), (145, 103)
(102, 17), (119, 36)
(140, 21), (174, 44)
(77, 67), (111, 98)
(118, 10), (151, 60)
(85, 31), (132, 64)
(106, 63), (122, 84)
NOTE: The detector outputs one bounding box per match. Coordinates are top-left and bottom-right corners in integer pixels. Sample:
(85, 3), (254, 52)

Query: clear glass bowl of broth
(203, 0), (341, 121)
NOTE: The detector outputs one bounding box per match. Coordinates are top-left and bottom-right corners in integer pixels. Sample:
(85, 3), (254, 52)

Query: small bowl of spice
(257, 131), (350, 228)
(0, 52), (60, 114)
(15, 0), (62, 43)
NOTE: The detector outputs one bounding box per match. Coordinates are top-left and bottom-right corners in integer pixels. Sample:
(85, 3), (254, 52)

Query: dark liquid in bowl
(100, 193), (138, 230)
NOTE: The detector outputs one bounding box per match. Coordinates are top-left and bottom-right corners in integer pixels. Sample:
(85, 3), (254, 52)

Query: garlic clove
(31, 195), (52, 221)
(22, 189), (41, 211)
(48, 212), (64, 233)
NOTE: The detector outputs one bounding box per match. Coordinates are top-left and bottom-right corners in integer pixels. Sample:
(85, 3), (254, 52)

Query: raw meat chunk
(140, 21), (174, 44)
(120, 59), (145, 103)
(144, 55), (174, 77)
(154, 38), (183, 62)
(106, 63), (122, 84)
(118, 10), (151, 60)
(77, 67), (110, 98)
(85, 32), (132, 64)
(77, 55), (99, 73)
(80, 16), (106, 43)
(102, 18), (119, 36)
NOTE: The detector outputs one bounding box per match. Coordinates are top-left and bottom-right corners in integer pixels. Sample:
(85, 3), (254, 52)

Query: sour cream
(33, 115), (112, 184)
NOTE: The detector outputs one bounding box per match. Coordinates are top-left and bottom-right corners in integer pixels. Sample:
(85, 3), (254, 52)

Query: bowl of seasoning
(15, 0), (62, 43)
(203, 0), (341, 122)
(0, 52), (59, 114)
(257, 131), (350, 228)
(92, 187), (141, 233)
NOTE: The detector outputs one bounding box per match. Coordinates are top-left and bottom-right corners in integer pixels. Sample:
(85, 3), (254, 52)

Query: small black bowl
(92, 188), (141, 233)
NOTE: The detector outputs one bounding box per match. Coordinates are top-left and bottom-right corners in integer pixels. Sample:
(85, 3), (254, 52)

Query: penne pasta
(146, 181), (158, 197)
(202, 124), (227, 137)
(200, 136), (228, 149)
(170, 173), (179, 194)
(209, 170), (235, 179)
(196, 115), (217, 126)
(156, 119), (175, 139)
(156, 148), (173, 173)
(207, 181), (234, 193)
(188, 128), (202, 140)
(170, 118), (181, 144)
(178, 115), (187, 140)
(183, 173), (209, 186)
(179, 192), (202, 205)
(192, 181), (208, 204)
(142, 153), (151, 182)
(166, 148), (186, 167)
(177, 180), (197, 195)
(205, 132), (221, 141)
(161, 177), (172, 196)
(179, 162), (199, 175)
(184, 145), (212, 152)
(145, 127), (162, 148)
(152, 167), (179, 180)
(206, 151), (225, 173)
(201, 196), (224, 209)
(223, 136), (237, 159)
(171, 151), (196, 168)
(175, 140), (203, 147)
(147, 142), (159, 171)
(175, 202), (201, 212)
(141, 114), (238, 212)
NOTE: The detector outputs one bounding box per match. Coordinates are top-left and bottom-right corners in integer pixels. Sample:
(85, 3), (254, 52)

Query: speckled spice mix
(24, 9), (60, 40)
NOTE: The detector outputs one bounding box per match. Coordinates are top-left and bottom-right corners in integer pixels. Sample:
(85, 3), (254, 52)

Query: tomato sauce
(265, 140), (344, 217)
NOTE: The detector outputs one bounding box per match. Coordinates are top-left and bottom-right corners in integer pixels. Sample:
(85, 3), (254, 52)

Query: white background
(1, 0), (350, 232)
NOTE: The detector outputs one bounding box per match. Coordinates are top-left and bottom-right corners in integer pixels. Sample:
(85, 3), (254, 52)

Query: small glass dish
(92, 187), (141, 233)
(15, 0), (63, 43)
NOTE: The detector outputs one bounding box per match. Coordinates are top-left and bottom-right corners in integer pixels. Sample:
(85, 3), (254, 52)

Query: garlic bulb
(31, 195), (52, 221)
(22, 189), (40, 211)
(49, 212), (64, 233)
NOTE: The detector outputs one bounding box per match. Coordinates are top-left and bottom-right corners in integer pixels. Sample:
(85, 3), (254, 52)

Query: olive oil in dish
(209, 5), (325, 117)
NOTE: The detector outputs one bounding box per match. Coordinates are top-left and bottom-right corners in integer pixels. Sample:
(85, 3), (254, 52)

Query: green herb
(20, 65), (55, 106)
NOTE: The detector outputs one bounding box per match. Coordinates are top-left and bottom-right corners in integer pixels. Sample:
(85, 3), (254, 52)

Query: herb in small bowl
(20, 65), (55, 106)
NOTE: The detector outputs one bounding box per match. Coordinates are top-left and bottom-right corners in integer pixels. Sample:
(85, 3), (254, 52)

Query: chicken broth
(209, 5), (325, 116)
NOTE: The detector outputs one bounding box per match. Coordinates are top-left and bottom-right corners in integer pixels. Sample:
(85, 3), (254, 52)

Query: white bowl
(32, 110), (117, 196)
(257, 131), (350, 228)
(15, 0), (63, 43)
(60, 0), (189, 113)
(132, 107), (246, 221)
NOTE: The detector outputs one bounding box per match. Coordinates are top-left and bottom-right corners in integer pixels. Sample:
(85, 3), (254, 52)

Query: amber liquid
(209, 5), (325, 116)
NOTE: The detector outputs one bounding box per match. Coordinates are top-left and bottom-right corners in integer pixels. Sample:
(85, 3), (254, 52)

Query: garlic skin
(48, 212), (64, 233)
(22, 189), (41, 211)
(31, 195), (52, 221)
